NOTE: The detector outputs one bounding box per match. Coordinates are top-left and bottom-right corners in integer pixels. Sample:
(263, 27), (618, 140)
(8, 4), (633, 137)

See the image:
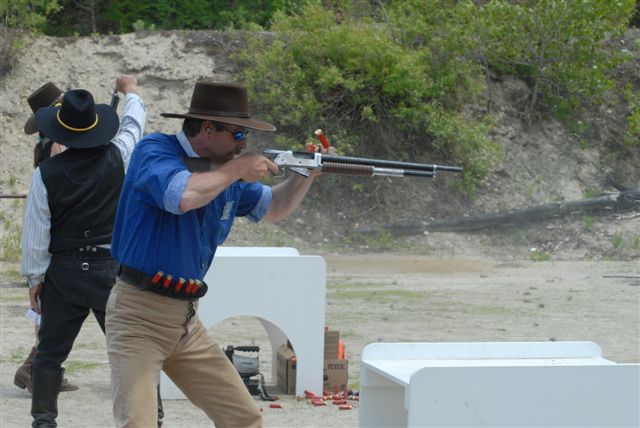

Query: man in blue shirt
(107, 81), (323, 427)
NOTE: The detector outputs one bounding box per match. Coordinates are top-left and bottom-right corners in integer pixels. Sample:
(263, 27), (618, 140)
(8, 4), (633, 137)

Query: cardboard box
(323, 358), (348, 393)
(324, 330), (340, 358)
(276, 345), (296, 394)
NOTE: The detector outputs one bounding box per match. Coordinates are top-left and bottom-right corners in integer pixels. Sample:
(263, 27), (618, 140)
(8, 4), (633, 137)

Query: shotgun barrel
(320, 153), (463, 173)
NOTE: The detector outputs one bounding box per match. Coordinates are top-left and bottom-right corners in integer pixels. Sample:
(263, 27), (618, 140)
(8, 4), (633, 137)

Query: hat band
(188, 107), (250, 118)
(57, 110), (99, 132)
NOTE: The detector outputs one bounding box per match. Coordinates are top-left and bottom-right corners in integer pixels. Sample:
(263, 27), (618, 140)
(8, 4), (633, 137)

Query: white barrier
(359, 341), (640, 428)
(161, 247), (326, 399)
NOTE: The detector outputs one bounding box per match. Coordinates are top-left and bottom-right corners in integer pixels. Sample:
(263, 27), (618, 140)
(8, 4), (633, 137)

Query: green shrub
(99, 0), (309, 35)
(477, 0), (636, 120)
(0, 0), (60, 29)
(529, 249), (551, 262)
(0, 223), (21, 262)
(611, 233), (624, 249)
(582, 215), (594, 232)
(622, 83), (640, 146)
(0, 0), (60, 74)
(343, 229), (395, 252)
(583, 188), (600, 199)
(239, 2), (501, 194)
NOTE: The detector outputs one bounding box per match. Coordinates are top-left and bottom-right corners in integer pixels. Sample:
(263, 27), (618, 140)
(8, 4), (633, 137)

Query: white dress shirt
(21, 93), (146, 287)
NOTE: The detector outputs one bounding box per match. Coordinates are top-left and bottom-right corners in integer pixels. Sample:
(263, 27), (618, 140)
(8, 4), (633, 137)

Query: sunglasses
(223, 125), (249, 142)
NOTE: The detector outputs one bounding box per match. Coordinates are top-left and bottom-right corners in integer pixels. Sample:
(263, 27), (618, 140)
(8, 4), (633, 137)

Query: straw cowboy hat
(35, 89), (119, 149)
(161, 80), (276, 132)
(24, 82), (64, 135)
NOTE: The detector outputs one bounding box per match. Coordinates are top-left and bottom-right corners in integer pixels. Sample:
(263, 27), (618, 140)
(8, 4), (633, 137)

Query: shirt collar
(177, 130), (198, 157)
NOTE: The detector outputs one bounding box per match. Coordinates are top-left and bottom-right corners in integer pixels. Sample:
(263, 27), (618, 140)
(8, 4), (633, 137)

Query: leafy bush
(239, 2), (501, 194)
(529, 249), (551, 262)
(0, 222), (21, 262)
(0, 0), (60, 74)
(0, 25), (21, 76)
(611, 232), (624, 249)
(1, 0), (60, 28)
(476, 0), (636, 121)
(101, 0), (308, 35)
(622, 83), (640, 146)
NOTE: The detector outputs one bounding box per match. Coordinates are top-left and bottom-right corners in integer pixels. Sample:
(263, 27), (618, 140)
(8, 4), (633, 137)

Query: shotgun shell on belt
(185, 280), (194, 294)
(163, 275), (173, 288)
(175, 277), (186, 293)
(192, 279), (202, 294)
(151, 271), (164, 284)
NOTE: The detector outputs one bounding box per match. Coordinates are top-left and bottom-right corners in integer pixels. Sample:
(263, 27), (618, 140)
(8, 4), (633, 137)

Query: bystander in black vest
(39, 145), (124, 252)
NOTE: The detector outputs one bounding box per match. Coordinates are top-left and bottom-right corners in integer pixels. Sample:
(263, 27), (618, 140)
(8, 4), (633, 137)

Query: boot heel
(14, 376), (26, 389)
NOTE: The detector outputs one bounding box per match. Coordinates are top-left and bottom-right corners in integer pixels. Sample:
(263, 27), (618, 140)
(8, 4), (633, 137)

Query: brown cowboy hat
(161, 80), (276, 132)
(24, 82), (64, 135)
(35, 89), (119, 149)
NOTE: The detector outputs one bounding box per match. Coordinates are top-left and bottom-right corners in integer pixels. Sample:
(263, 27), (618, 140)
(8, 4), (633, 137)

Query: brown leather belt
(118, 264), (207, 300)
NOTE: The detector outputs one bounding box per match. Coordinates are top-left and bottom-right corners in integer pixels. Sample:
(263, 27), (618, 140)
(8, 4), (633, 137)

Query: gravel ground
(1, 253), (638, 427)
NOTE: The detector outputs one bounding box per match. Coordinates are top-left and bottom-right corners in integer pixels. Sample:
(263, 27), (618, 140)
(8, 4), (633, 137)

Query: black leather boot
(15, 347), (79, 393)
(31, 366), (62, 427)
(14, 347), (37, 392)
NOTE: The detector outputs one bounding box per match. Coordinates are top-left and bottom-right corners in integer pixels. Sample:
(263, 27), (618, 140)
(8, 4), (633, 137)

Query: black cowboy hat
(161, 80), (276, 132)
(35, 89), (119, 149)
(24, 82), (64, 135)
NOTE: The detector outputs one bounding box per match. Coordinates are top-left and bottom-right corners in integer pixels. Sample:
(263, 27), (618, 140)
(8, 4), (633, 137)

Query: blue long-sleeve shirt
(111, 130), (272, 281)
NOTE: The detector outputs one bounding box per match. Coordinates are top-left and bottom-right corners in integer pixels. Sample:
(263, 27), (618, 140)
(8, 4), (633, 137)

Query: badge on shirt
(221, 201), (234, 221)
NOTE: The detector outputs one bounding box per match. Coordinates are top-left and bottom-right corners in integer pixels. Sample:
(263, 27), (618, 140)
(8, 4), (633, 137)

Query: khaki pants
(106, 278), (261, 428)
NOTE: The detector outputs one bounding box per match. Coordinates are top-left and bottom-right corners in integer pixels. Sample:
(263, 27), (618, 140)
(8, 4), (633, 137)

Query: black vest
(40, 144), (124, 253)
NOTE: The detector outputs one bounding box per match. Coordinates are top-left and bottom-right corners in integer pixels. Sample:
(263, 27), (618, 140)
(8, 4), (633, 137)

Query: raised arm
(110, 75), (145, 170)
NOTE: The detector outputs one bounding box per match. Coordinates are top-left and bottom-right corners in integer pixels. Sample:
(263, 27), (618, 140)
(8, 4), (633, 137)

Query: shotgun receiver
(263, 149), (462, 178)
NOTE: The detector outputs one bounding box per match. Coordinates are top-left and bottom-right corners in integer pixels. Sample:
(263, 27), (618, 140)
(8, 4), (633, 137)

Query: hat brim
(35, 104), (119, 149)
(24, 114), (39, 135)
(160, 112), (276, 132)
